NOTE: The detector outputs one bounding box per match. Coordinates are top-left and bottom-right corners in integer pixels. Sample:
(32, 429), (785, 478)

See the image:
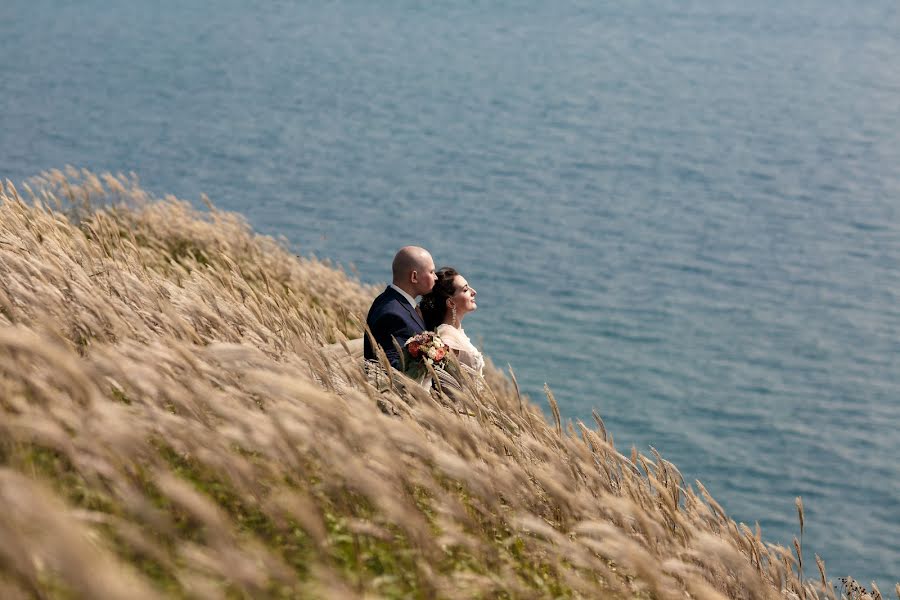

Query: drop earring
(451, 304), (458, 327)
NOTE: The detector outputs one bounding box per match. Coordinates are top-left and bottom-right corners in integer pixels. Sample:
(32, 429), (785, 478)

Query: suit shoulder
(372, 298), (407, 321)
(367, 288), (393, 312)
(367, 293), (405, 321)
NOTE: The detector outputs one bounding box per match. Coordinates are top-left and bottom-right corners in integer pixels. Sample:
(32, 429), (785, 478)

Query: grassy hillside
(0, 168), (883, 599)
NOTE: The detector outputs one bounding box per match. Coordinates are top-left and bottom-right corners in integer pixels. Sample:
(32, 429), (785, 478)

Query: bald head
(392, 246), (437, 296)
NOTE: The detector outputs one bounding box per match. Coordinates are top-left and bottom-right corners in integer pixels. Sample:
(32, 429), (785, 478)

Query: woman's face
(449, 275), (477, 318)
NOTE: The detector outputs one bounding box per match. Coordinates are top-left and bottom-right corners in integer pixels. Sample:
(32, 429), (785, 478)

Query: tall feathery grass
(0, 168), (892, 599)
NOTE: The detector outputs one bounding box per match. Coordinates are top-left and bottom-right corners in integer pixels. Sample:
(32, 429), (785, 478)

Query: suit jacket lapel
(389, 287), (425, 329)
(403, 298), (426, 329)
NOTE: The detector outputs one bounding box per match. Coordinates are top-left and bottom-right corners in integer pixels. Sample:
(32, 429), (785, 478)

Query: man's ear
(410, 270), (419, 283)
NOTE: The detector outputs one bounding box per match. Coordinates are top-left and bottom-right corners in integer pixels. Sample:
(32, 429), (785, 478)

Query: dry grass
(0, 168), (889, 599)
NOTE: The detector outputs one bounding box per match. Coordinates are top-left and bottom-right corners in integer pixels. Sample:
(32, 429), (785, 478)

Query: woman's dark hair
(419, 267), (459, 330)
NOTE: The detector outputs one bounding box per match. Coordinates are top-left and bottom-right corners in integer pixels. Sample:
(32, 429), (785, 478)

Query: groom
(364, 246), (437, 370)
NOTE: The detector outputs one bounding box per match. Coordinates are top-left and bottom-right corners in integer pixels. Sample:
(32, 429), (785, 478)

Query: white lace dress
(436, 324), (484, 377)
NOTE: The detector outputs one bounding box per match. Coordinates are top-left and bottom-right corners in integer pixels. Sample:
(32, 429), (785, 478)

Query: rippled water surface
(3, 0), (899, 587)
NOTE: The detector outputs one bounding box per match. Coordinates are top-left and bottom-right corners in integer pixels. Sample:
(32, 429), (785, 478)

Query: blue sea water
(2, 0), (899, 588)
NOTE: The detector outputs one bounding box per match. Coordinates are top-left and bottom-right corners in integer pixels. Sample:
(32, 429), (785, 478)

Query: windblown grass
(0, 168), (890, 599)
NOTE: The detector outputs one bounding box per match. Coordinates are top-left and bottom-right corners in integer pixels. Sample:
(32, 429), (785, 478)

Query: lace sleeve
(436, 325), (484, 377)
(436, 324), (464, 350)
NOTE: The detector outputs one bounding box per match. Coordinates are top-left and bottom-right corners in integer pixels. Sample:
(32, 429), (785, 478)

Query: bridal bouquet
(402, 331), (451, 380)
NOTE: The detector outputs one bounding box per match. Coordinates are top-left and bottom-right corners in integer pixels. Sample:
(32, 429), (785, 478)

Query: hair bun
(419, 267), (459, 330)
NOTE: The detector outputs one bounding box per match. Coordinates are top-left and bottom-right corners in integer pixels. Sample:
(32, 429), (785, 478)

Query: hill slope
(0, 169), (871, 599)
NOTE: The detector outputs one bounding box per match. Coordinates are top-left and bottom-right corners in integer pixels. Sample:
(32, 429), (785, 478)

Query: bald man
(364, 246), (438, 369)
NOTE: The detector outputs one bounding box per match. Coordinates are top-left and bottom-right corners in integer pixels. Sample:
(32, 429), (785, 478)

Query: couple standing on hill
(363, 246), (484, 377)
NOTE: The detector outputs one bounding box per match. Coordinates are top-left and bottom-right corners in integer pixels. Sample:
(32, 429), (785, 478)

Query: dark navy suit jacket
(364, 286), (426, 370)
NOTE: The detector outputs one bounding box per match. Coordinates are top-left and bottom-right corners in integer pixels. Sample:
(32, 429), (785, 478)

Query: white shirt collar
(389, 284), (418, 309)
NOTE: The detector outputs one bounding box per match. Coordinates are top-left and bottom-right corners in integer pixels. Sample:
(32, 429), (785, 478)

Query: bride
(418, 267), (484, 377)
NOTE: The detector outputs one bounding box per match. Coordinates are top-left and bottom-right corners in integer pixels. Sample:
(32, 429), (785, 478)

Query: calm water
(3, 0), (899, 588)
